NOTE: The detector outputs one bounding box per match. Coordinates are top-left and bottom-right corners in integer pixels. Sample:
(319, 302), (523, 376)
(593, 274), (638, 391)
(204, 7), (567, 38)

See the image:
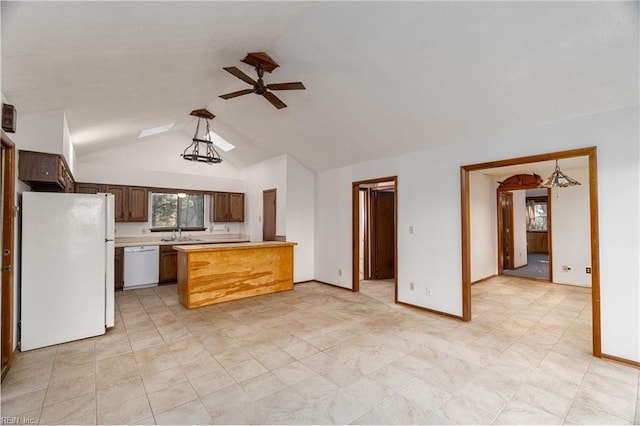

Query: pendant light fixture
(181, 109), (223, 164)
(541, 159), (580, 188)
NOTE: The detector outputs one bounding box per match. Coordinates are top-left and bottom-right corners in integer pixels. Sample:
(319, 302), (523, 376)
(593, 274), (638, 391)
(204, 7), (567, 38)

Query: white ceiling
(2, 1), (638, 172)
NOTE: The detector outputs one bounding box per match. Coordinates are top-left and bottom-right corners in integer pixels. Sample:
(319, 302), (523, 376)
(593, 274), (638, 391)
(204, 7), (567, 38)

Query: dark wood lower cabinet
(159, 245), (177, 284)
(114, 247), (124, 291)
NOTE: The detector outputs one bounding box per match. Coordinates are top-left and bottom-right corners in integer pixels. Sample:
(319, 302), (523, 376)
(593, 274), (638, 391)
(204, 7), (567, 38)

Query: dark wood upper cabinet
(103, 185), (148, 222)
(128, 187), (148, 222)
(75, 183), (105, 194)
(212, 192), (244, 222)
(212, 192), (229, 222)
(18, 150), (75, 193)
(229, 193), (245, 222)
(104, 185), (127, 222)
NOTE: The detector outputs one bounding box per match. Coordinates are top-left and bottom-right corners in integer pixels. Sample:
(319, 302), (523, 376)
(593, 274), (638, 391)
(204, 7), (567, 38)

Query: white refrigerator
(21, 192), (115, 351)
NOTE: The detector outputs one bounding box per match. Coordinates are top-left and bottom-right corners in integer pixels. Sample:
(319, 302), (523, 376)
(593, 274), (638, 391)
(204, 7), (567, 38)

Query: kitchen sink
(160, 237), (202, 242)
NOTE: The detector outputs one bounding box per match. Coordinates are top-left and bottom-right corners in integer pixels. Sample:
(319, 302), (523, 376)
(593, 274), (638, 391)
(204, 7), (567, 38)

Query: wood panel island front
(173, 241), (297, 309)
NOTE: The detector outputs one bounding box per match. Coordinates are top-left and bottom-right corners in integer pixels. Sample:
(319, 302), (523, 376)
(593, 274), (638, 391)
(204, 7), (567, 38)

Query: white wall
(75, 132), (246, 192)
(76, 133), (249, 238)
(243, 155), (288, 242)
(243, 154), (315, 282)
(512, 190), (528, 268)
(551, 167), (592, 286)
(113, 195), (243, 238)
(469, 172), (497, 282)
(314, 106), (640, 362)
(286, 156), (315, 282)
(62, 114), (76, 175)
(10, 110), (65, 155)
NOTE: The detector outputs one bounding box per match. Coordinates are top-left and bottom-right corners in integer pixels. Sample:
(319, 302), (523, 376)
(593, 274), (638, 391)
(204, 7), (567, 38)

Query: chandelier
(181, 109), (223, 164)
(541, 160), (580, 188)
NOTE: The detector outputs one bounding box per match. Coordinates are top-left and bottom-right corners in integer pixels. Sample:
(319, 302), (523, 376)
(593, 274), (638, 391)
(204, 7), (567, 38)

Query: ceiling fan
(219, 52), (305, 110)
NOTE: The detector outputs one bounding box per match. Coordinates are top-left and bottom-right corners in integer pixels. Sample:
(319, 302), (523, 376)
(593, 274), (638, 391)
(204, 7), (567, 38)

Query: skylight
(138, 123), (174, 138)
(208, 131), (236, 152)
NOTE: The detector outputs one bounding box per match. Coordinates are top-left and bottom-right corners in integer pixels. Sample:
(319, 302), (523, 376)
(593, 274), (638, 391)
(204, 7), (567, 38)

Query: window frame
(149, 191), (206, 232)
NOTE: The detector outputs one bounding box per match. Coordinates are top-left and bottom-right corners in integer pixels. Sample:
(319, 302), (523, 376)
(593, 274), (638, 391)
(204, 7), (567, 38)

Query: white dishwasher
(124, 246), (160, 290)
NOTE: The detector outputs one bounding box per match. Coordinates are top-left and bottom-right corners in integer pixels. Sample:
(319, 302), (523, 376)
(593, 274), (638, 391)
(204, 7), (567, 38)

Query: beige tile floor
(2, 276), (639, 425)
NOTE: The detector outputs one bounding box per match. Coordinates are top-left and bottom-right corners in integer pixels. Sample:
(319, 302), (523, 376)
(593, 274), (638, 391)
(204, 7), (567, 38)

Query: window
(151, 192), (204, 230)
(526, 197), (547, 232)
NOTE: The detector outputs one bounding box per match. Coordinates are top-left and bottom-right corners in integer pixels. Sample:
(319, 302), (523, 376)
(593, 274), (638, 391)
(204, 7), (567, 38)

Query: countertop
(115, 234), (250, 248)
(173, 241), (297, 253)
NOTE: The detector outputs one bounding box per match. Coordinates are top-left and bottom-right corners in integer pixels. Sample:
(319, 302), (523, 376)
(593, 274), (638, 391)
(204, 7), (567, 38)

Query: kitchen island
(173, 241), (297, 309)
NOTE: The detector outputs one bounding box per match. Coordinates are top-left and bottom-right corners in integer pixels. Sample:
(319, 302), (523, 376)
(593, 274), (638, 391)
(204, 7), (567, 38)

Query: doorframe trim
(1, 131), (16, 381)
(460, 147), (601, 357)
(352, 176), (397, 301)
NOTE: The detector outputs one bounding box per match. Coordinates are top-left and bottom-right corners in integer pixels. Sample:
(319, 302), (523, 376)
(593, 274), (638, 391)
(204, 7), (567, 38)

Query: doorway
(371, 189), (395, 279)
(1, 132), (16, 381)
(500, 189), (552, 281)
(460, 147), (601, 357)
(352, 177), (398, 300)
(262, 189), (277, 241)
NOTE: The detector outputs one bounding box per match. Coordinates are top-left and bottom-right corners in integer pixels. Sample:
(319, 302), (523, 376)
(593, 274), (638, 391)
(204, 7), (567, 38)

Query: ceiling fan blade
(223, 66), (256, 86)
(263, 92), (287, 109)
(266, 82), (306, 91)
(219, 89), (254, 99)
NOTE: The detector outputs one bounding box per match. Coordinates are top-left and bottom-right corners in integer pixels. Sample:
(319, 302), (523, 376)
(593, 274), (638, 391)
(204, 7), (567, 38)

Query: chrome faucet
(178, 228), (182, 240)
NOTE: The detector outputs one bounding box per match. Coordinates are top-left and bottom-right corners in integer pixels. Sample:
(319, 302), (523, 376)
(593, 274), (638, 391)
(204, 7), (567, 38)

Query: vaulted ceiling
(2, 1), (638, 172)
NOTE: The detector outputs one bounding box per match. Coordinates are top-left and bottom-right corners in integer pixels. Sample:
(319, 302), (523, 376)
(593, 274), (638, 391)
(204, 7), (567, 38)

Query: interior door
(500, 192), (515, 271)
(263, 189), (277, 241)
(372, 190), (395, 279)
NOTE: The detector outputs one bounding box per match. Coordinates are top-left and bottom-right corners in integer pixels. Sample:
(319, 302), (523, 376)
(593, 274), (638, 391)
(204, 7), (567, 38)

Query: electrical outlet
(141, 229), (146, 234)
(426, 287), (432, 296)
(409, 226), (415, 235)
(586, 267), (592, 274)
(562, 265), (571, 272)
(338, 268), (343, 277)
(409, 282), (414, 291)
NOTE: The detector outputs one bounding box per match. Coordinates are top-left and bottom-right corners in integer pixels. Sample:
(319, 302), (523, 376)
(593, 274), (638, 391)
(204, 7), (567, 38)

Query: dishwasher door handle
(125, 247), (158, 253)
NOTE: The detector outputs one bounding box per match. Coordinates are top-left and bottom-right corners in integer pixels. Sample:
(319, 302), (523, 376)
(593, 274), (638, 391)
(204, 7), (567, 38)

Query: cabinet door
(64, 170), (75, 193)
(159, 246), (178, 284)
(76, 183), (105, 194)
(105, 185), (127, 222)
(229, 193), (245, 222)
(212, 192), (230, 222)
(114, 247), (124, 291)
(128, 187), (148, 222)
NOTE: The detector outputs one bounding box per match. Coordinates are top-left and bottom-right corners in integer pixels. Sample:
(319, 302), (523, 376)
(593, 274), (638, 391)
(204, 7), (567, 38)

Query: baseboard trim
(1, 348), (18, 382)
(396, 301), (464, 321)
(601, 353), (640, 369)
(471, 274), (497, 285)
(312, 280), (353, 291)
